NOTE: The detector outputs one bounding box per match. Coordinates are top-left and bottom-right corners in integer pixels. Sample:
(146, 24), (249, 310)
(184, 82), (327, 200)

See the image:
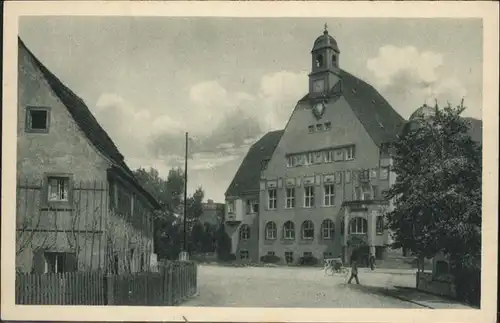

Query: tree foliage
(133, 167), (219, 260)
(385, 102), (482, 274)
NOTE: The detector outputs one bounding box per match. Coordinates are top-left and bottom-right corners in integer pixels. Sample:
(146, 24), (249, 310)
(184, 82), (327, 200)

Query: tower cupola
(309, 24), (341, 97)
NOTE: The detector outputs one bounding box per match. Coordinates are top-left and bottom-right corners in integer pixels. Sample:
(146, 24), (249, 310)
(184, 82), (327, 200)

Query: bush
(260, 254), (281, 264)
(298, 255), (319, 266)
(454, 267), (481, 307)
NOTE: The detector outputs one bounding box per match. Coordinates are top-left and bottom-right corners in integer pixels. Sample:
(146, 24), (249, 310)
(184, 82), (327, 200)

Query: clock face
(313, 79), (325, 93)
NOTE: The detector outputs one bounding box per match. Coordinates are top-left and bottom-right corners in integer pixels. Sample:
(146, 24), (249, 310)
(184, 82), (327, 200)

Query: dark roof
(19, 37), (160, 209)
(225, 130), (284, 197)
(300, 69), (406, 146)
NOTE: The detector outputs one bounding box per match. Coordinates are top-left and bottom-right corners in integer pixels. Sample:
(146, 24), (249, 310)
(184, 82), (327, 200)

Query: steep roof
(225, 130), (284, 197)
(19, 37), (160, 209)
(299, 69), (405, 146)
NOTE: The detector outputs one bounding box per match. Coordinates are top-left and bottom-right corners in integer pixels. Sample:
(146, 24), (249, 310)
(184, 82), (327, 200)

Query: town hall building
(225, 26), (404, 265)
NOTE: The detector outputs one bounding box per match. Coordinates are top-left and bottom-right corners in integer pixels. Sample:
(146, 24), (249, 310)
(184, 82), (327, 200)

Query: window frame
(349, 217), (368, 234)
(304, 185), (315, 208)
(227, 200), (235, 214)
(285, 251), (294, 264)
(376, 216), (384, 235)
(345, 146), (355, 160)
(301, 220), (315, 240)
(44, 173), (73, 208)
(239, 249), (249, 260)
(25, 106), (51, 133)
(268, 188), (277, 210)
(239, 225), (251, 241)
(283, 221), (295, 240)
(321, 219), (335, 239)
(285, 187), (296, 209)
(247, 199), (258, 214)
(323, 184), (335, 206)
(265, 221), (277, 240)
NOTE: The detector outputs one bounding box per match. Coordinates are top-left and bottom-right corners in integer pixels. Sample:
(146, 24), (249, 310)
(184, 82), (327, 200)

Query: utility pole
(181, 131), (189, 260)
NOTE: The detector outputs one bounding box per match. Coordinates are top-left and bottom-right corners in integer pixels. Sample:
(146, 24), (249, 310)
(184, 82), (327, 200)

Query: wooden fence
(16, 261), (197, 306)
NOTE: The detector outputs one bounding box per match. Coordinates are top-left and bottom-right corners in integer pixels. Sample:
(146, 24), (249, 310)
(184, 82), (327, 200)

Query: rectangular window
(380, 167), (389, 180)
(286, 155), (295, 167)
(333, 149), (344, 161)
(316, 124), (323, 131)
(285, 187), (295, 209)
(324, 122), (332, 130)
(227, 201), (235, 214)
(304, 186), (315, 208)
(346, 146), (355, 160)
(323, 252), (334, 259)
(303, 251), (313, 257)
(239, 250), (249, 260)
(47, 176), (70, 202)
(26, 107), (50, 132)
(44, 252), (77, 273)
(324, 184), (335, 206)
(268, 189), (277, 210)
(308, 125), (314, 133)
(376, 216), (384, 235)
(267, 251), (275, 256)
(323, 150), (333, 163)
(305, 152), (314, 165)
(313, 151), (323, 164)
(247, 199), (258, 213)
(285, 252), (294, 264)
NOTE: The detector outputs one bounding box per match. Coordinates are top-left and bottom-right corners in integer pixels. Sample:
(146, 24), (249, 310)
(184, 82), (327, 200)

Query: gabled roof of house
(299, 69), (406, 146)
(19, 37), (160, 209)
(225, 130), (284, 197)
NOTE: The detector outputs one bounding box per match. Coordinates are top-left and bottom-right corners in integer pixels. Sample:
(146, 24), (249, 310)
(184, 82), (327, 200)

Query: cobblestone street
(183, 265), (424, 308)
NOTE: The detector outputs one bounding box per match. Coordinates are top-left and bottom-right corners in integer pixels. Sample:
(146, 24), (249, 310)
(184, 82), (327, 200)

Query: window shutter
(32, 248), (45, 274)
(64, 253), (78, 272)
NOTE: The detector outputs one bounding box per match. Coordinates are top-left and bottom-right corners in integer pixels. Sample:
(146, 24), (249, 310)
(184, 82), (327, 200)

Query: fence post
(105, 275), (115, 305)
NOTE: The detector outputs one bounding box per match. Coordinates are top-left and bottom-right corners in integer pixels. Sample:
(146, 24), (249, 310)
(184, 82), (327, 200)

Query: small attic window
(26, 107), (50, 133)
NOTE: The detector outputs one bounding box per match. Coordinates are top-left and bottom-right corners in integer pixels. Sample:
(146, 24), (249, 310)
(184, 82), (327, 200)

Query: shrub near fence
(16, 261), (197, 306)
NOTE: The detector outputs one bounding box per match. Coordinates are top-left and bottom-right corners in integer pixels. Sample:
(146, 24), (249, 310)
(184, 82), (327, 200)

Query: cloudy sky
(19, 17), (483, 202)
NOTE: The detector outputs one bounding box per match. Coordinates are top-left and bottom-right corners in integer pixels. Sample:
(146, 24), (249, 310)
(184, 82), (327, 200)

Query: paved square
(183, 265), (424, 308)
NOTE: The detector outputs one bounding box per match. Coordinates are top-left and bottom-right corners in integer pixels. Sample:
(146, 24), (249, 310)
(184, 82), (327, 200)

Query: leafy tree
(385, 102), (481, 304)
(186, 186), (205, 219)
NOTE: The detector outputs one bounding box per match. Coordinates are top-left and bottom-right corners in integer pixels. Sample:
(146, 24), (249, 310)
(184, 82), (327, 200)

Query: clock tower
(309, 24), (341, 99)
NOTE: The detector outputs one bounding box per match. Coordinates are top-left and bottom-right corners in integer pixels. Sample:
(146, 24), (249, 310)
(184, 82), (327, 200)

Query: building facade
(225, 27), (405, 265)
(16, 38), (160, 274)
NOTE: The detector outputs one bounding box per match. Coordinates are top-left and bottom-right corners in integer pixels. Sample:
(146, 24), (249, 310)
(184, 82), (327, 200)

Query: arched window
(283, 221), (295, 240)
(265, 221), (277, 240)
(349, 217), (368, 234)
(321, 219), (335, 239)
(315, 54), (324, 68)
(301, 220), (314, 240)
(239, 224), (251, 241)
(376, 216), (384, 235)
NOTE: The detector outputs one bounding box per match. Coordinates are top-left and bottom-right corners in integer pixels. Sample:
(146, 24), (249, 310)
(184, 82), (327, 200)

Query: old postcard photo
(1, 1), (498, 322)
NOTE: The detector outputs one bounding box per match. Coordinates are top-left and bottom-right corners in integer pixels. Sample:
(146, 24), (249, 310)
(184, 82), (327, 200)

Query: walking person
(347, 257), (360, 284)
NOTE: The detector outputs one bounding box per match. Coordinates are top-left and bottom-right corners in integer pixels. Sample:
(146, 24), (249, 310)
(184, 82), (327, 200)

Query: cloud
(366, 45), (468, 118)
(92, 70), (307, 199)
